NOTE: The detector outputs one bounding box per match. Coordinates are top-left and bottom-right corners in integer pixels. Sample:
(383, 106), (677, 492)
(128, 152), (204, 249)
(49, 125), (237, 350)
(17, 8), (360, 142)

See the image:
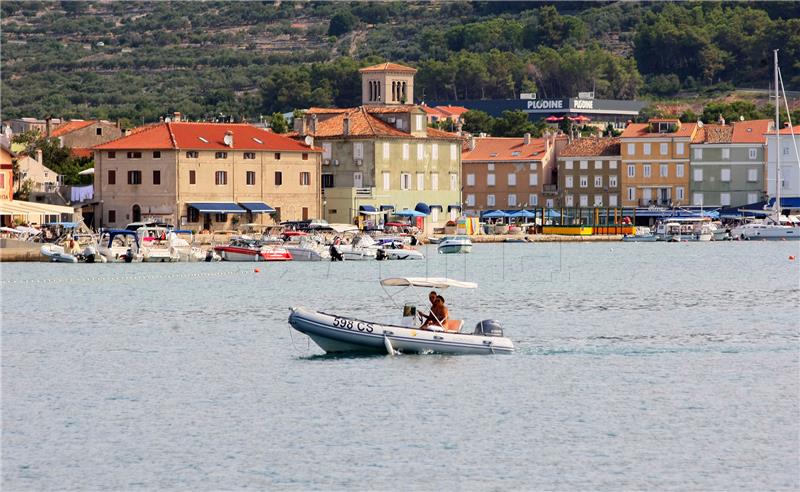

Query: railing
(542, 184), (558, 195)
(355, 187), (373, 197)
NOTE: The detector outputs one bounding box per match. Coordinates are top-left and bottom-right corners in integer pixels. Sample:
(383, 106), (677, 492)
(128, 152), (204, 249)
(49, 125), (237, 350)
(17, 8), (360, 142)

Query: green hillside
(2, 1), (798, 124)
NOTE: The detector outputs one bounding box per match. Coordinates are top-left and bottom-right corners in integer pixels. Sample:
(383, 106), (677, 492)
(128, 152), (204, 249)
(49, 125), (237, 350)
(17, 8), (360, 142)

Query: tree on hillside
(270, 112), (288, 134)
(328, 10), (357, 36)
(462, 110), (495, 135)
(492, 110), (536, 137)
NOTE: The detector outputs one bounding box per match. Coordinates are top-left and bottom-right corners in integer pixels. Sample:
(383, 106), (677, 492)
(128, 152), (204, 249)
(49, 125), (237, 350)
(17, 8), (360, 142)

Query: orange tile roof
(732, 119), (771, 143)
(363, 105), (419, 114)
(50, 120), (95, 137)
(559, 137), (620, 157)
(308, 107), (461, 140)
(358, 62), (417, 74)
(435, 106), (469, 117)
(306, 107), (349, 115)
(693, 124), (733, 144)
(764, 125), (796, 136)
(420, 105), (448, 117)
(426, 127), (463, 140)
(621, 122), (697, 139)
(70, 147), (94, 158)
(462, 137), (548, 162)
(94, 122), (318, 152)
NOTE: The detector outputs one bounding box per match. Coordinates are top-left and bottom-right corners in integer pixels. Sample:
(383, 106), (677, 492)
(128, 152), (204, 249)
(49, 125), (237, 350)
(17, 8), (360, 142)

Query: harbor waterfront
(2, 242), (799, 490)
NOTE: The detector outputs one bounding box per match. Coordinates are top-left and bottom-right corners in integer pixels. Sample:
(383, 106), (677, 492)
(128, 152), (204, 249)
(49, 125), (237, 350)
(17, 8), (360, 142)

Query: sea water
(2, 241), (799, 490)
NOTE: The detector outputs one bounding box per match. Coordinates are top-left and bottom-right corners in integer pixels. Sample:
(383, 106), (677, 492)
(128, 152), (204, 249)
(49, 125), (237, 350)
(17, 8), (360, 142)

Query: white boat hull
(337, 246), (377, 261)
(285, 246), (328, 261)
(288, 307), (513, 355)
(40, 244), (78, 263)
(438, 243), (472, 254)
(381, 248), (424, 260)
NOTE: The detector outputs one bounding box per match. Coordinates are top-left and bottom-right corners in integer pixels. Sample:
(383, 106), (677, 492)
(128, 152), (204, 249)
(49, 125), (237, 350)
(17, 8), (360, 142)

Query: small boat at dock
(437, 236), (473, 254)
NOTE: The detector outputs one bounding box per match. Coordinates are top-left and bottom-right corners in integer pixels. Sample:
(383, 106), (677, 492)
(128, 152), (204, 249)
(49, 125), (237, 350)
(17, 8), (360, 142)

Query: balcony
(542, 184), (558, 195)
(355, 187), (374, 198)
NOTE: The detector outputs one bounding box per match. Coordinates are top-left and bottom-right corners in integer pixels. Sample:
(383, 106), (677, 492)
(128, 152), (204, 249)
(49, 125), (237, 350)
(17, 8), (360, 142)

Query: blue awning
(240, 202), (275, 213)
(415, 202), (431, 215)
(429, 204), (443, 210)
(448, 204), (462, 211)
(768, 197), (800, 209)
(359, 205), (377, 213)
(188, 202), (246, 214)
(380, 205), (395, 211)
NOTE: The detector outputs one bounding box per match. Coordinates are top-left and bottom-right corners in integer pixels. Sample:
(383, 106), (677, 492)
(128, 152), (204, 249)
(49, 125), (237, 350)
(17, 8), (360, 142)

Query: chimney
(546, 137), (551, 154)
(173, 111), (182, 123)
(718, 114), (725, 126)
(456, 121), (463, 136)
(36, 149), (43, 165)
(224, 130), (234, 148)
(45, 117), (52, 138)
(468, 135), (476, 151)
(293, 116), (307, 136)
(159, 116), (164, 123)
(524, 133), (531, 145)
(310, 114), (317, 134)
(343, 115), (350, 136)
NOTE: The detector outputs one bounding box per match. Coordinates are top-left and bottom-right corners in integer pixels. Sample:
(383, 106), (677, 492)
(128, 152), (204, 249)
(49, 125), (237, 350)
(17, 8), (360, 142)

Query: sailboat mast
(774, 49), (781, 221)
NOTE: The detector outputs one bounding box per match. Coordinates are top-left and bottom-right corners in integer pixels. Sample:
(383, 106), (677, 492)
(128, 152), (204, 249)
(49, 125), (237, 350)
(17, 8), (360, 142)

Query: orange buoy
(790, 256), (796, 261)
(254, 268), (261, 273)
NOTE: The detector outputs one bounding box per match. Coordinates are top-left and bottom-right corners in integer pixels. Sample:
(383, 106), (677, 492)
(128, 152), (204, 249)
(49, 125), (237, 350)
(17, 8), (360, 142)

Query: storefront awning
(359, 205), (377, 213)
(0, 200), (76, 217)
(188, 202), (246, 214)
(415, 202), (431, 215)
(380, 205), (395, 211)
(447, 204), (462, 211)
(240, 202), (276, 213)
(429, 204), (443, 210)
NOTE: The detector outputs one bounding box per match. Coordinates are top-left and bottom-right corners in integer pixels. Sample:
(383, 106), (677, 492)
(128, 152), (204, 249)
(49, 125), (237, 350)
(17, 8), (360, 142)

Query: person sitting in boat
(417, 290), (438, 323)
(421, 295), (449, 330)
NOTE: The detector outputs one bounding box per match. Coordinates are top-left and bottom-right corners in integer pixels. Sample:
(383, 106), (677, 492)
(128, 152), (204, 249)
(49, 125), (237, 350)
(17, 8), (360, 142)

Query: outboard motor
(376, 248), (386, 261)
(473, 320), (504, 337)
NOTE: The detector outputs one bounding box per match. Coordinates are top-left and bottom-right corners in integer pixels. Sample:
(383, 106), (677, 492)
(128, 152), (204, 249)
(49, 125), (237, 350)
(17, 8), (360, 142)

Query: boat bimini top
(380, 277), (477, 289)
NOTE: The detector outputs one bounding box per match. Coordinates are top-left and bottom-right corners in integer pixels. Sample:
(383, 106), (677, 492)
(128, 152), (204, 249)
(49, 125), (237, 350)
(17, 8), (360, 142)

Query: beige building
(461, 134), (559, 213)
(51, 120), (123, 158)
(15, 150), (59, 193)
(557, 138), (622, 208)
(93, 120), (320, 230)
(295, 62), (463, 229)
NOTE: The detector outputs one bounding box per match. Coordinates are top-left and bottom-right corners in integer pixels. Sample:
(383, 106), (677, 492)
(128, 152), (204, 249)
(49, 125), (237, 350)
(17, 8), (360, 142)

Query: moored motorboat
(622, 226), (658, 242)
(40, 243), (78, 263)
(214, 237), (293, 261)
(289, 277), (514, 355)
(98, 229), (142, 262)
(437, 235), (472, 254)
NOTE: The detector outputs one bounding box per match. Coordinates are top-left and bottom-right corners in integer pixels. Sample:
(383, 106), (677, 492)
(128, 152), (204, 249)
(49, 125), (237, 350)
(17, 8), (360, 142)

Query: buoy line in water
(0, 270), (251, 284)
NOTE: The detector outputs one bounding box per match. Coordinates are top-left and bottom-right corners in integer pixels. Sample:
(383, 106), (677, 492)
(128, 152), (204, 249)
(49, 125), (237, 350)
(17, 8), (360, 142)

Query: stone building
(557, 137), (621, 208)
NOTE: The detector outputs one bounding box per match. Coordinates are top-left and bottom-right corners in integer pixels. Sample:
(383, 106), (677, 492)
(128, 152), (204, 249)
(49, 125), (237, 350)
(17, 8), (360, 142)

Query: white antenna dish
(223, 132), (233, 147)
(304, 135), (314, 146)
(697, 120), (704, 128)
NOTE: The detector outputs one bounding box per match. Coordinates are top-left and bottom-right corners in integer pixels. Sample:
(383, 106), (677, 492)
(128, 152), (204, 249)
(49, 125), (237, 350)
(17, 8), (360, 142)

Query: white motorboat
(98, 229), (143, 262)
(437, 235), (473, 254)
(40, 243), (79, 263)
(289, 277), (514, 355)
(214, 237), (293, 261)
(374, 237), (424, 260)
(137, 226), (181, 262)
(731, 220), (799, 240)
(622, 226), (658, 242)
(335, 234), (378, 260)
(283, 233), (330, 261)
(168, 230), (205, 262)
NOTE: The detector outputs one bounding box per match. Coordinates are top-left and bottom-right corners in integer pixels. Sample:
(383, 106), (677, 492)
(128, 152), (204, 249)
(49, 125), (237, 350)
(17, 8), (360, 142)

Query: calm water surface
(2, 242), (799, 490)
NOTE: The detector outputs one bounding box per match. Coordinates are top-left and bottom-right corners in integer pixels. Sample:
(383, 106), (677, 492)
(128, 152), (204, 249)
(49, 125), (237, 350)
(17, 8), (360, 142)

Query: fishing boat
(214, 237), (292, 261)
(288, 277), (514, 355)
(437, 235), (473, 254)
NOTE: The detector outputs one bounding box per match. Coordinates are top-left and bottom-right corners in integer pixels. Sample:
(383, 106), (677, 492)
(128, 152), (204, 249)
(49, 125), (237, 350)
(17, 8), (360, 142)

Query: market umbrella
(544, 209), (561, 218)
(545, 115), (563, 122)
(393, 209), (427, 218)
(510, 209), (536, 218)
(482, 210), (510, 219)
(570, 115), (591, 122)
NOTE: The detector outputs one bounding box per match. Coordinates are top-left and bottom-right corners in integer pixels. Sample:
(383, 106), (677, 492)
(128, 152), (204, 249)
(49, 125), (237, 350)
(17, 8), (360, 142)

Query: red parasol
(570, 115), (591, 122)
(545, 115), (564, 122)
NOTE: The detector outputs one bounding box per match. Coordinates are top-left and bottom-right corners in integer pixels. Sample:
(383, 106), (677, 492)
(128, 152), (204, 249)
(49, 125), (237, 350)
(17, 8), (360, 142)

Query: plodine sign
(526, 99), (566, 110)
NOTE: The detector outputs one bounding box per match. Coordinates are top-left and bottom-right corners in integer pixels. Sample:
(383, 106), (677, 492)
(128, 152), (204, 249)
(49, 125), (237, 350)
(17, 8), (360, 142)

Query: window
(677, 164), (685, 178)
(722, 148), (730, 160)
(96, 128), (102, 136)
(188, 207), (199, 223)
(417, 144), (424, 160)
(487, 194), (496, 207)
(186, 151), (198, 159)
(450, 144), (457, 160)
(152, 170), (161, 185)
(643, 143), (651, 155)
(609, 160), (618, 170)
(431, 173), (438, 190)
(594, 176), (603, 187)
(274, 153), (281, 160)
(594, 195), (603, 207)
(354, 142), (364, 160)
(323, 143), (332, 160)
(450, 173), (458, 191)
(721, 168), (731, 182)
(417, 173), (424, 191)
(300, 172), (310, 186)
(215, 152), (227, 159)
(487, 174), (495, 186)
(322, 174), (334, 188)
(383, 143), (390, 160)
(508, 194), (517, 206)
(748, 168), (758, 182)
(402, 143), (409, 160)
(529, 194), (538, 206)
(565, 176), (574, 188)
(676, 187), (685, 200)
(108, 151), (116, 159)
(529, 173), (538, 186)
(660, 143), (668, 155)
(627, 143), (635, 155)
(748, 148), (757, 160)
(189, 170), (196, 185)
(676, 143), (684, 155)
(274, 171), (283, 186)
(431, 144), (439, 159)
(656, 164), (666, 178)
(594, 160), (603, 170)
(246, 171), (256, 186)
(608, 195), (618, 207)
(243, 152), (255, 160)
(108, 210), (116, 223)
(466, 194), (475, 206)
(466, 174), (475, 186)
(579, 175), (588, 188)
(127, 151), (142, 159)
(565, 160), (573, 170)
(609, 176), (618, 188)
(415, 114), (424, 130)
(783, 146), (790, 155)
(747, 192), (758, 204)
(694, 148), (703, 159)
(643, 188), (652, 201)
(107, 170), (116, 185)
(693, 193), (704, 206)
(627, 187), (636, 201)
(546, 199), (554, 208)
(565, 195), (574, 207)
(579, 195), (588, 207)
(401, 173), (411, 190)
(153, 151), (161, 159)
(643, 164), (651, 178)
(580, 160), (588, 170)
(353, 172), (362, 188)
(487, 163), (495, 171)
(215, 213), (226, 223)
(302, 153), (309, 160)
(508, 174), (516, 186)
(530, 162), (537, 171)
(215, 171), (227, 185)
(720, 193), (731, 206)
(383, 172), (390, 190)
(693, 169), (703, 181)
(127, 170), (142, 185)
(627, 164), (635, 178)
